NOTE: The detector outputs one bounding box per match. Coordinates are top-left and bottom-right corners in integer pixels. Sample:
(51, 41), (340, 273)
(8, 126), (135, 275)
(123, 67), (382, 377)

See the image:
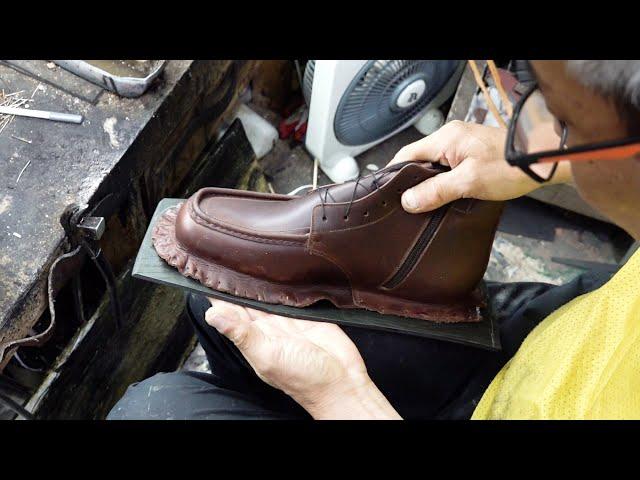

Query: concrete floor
(183, 108), (632, 374)
(182, 343), (210, 373)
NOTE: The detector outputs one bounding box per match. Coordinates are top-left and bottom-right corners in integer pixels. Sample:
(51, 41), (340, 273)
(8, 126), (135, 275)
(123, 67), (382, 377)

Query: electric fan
(303, 60), (465, 183)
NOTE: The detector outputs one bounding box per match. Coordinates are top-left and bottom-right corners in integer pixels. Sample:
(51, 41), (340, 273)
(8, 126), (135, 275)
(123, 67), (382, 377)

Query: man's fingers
(401, 169), (465, 213)
(205, 300), (254, 348)
(389, 121), (470, 167)
(390, 135), (445, 166)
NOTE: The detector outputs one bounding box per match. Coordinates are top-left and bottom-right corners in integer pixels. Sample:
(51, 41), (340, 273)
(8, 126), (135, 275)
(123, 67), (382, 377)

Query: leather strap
(0, 245), (82, 367)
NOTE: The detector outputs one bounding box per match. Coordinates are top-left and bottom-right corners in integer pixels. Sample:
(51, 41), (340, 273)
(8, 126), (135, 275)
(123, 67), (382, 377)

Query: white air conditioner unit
(303, 60), (465, 183)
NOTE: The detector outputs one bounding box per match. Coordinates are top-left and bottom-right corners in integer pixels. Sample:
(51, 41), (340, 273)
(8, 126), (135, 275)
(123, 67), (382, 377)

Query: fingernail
(402, 189), (418, 210)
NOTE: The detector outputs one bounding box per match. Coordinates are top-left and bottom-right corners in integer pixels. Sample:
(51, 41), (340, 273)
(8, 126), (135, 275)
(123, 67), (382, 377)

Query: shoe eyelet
(343, 215), (349, 221)
(322, 216), (327, 221)
(382, 201), (387, 207)
(364, 211), (369, 217)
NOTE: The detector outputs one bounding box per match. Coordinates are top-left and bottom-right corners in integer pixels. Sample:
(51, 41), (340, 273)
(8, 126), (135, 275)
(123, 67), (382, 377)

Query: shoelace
(316, 170), (383, 221)
(313, 161), (449, 222)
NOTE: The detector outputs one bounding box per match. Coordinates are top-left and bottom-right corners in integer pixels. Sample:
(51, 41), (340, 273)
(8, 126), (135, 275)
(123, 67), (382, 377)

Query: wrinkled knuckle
(448, 119), (464, 131)
(459, 179), (476, 198)
(448, 119), (469, 136)
(229, 328), (248, 348)
(430, 181), (448, 206)
(435, 148), (448, 164)
(212, 317), (231, 335)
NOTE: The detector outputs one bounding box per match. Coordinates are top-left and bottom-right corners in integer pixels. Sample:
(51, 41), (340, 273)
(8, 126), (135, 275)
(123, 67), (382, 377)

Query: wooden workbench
(0, 60), (257, 372)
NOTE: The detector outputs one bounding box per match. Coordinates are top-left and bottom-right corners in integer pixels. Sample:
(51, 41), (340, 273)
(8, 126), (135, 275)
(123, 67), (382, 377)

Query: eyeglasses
(505, 82), (640, 183)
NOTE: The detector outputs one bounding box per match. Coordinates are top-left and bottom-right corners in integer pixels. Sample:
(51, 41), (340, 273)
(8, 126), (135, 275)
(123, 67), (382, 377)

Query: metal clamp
(77, 216), (105, 240)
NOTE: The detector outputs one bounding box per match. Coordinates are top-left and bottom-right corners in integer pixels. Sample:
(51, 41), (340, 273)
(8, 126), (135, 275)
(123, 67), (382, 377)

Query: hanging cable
(0, 391), (34, 420)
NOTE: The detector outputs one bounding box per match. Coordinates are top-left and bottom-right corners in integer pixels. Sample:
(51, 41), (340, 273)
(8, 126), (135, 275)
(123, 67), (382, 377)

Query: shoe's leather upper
(174, 161), (504, 305)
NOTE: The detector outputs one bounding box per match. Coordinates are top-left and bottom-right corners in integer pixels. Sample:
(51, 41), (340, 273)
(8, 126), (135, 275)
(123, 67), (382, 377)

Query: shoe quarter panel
(383, 199), (504, 303)
(308, 197), (427, 290)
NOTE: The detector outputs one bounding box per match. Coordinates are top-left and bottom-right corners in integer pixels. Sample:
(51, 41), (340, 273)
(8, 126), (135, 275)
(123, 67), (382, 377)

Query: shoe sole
(152, 206), (482, 323)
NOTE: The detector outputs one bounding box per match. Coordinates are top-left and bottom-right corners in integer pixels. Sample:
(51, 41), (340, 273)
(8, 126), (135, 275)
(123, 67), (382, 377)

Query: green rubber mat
(133, 198), (501, 351)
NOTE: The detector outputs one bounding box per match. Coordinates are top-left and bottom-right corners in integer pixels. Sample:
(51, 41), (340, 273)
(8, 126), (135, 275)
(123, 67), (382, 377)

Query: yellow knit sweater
(473, 249), (640, 419)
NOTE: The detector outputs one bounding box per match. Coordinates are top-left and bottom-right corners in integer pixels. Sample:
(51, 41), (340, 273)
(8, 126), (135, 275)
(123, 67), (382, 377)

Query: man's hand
(205, 299), (401, 419)
(390, 120), (570, 213)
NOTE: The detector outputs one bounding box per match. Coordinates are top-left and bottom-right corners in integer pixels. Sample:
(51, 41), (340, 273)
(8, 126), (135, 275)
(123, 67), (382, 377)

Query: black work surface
(133, 199), (501, 351)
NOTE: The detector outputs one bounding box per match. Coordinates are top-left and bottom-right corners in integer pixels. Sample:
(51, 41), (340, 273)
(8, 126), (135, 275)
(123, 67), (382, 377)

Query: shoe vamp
(197, 167), (399, 235)
(199, 194), (318, 234)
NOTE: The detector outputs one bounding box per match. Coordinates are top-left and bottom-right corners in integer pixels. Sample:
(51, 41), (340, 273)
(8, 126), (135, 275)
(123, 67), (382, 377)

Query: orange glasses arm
(539, 143), (640, 163)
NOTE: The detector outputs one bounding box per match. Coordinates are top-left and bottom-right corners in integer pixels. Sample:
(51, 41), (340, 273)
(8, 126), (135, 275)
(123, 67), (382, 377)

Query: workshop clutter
(278, 103), (308, 143)
(225, 103), (279, 160)
(214, 59), (310, 160)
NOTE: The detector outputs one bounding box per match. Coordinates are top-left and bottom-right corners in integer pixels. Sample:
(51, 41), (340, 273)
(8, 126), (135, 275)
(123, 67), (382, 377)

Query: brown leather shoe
(152, 161), (503, 322)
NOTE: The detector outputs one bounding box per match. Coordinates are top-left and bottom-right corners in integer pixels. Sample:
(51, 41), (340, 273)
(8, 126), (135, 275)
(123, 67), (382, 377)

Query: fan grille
(303, 60), (315, 106)
(334, 60), (460, 146)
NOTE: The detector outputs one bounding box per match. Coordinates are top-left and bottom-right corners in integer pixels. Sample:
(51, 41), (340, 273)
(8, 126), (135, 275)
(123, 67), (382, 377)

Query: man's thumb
(205, 304), (252, 348)
(401, 170), (462, 213)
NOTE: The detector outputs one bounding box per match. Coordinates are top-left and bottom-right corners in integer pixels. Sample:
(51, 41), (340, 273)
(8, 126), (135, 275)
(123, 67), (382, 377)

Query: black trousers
(108, 272), (611, 420)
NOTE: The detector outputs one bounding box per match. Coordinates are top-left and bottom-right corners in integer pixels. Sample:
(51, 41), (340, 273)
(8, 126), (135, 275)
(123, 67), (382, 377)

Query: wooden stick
(29, 83), (41, 99)
(487, 60), (513, 118)
(16, 159), (31, 183)
(11, 134), (32, 144)
(467, 60), (508, 130)
(3, 90), (25, 98)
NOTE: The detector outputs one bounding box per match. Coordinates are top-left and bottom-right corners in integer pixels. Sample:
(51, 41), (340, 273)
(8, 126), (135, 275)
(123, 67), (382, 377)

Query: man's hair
(567, 60), (640, 132)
